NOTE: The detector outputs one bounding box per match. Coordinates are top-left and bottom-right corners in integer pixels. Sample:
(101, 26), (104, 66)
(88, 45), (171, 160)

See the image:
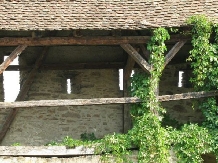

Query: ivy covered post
(129, 28), (171, 163)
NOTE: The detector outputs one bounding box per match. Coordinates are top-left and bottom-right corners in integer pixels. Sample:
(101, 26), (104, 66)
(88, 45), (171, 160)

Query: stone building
(0, 0), (217, 162)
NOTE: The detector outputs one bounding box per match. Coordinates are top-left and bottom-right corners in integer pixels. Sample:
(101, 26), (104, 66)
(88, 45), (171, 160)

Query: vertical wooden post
(122, 52), (136, 133)
(0, 55), (4, 102)
(123, 77), (132, 133)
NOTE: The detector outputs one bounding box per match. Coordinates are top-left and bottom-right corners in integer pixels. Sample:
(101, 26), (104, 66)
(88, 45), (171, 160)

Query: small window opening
(67, 78), (72, 94)
(3, 56), (20, 102)
(178, 70), (192, 88)
(178, 71), (184, 87)
(119, 69), (123, 90)
(119, 69), (135, 90)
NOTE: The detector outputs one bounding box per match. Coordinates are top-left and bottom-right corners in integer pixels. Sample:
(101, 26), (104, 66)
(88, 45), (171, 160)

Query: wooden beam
(0, 90), (217, 109)
(121, 44), (151, 73)
(0, 47), (49, 142)
(5, 62), (125, 71)
(17, 47), (49, 101)
(0, 45), (27, 75)
(123, 56), (135, 81)
(139, 44), (150, 60)
(0, 35), (190, 46)
(158, 90), (218, 101)
(164, 41), (186, 67)
(0, 97), (141, 109)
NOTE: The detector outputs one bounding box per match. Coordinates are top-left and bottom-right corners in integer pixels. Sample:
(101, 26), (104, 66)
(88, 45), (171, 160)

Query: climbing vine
(46, 15), (218, 163)
(98, 15), (218, 163)
(186, 15), (218, 160)
(97, 28), (171, 163)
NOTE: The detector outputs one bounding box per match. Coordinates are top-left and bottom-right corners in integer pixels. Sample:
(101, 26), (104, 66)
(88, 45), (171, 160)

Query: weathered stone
(62, 112), (81, 118)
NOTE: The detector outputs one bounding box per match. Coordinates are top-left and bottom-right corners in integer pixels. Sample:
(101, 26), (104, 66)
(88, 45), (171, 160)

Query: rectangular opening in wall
(3, 56), (20, 102)
(119, 69), (123, 90)
(178, 71), (184, 87)
(178, 70), (193, 88)
(67, 78), (72, 94)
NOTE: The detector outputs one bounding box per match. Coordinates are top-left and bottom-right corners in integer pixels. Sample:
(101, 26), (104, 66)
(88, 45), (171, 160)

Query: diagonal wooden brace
(0, 45), (27, 75)
(164, 41), (186, 67)
(121, 44), (151, 73)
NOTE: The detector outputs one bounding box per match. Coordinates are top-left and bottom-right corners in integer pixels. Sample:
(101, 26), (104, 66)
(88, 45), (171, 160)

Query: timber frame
(0, 33), (217, 144)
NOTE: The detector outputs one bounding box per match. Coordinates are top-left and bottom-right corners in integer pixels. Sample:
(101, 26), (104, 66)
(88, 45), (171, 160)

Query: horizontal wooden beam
(158, 90), (218, 101)
(0, 35), (189, 46)
(0, 98), (141, 109)
(0, 90), (217, 109)
(5, 62), (125, 71)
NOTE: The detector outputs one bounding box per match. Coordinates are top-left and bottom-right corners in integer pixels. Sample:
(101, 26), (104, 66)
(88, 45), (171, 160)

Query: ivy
(171, 124), (213, 163)
(186, 15), (218, 160)
(97, 27), (171, 163)
(97, 20), (218, 162)
(45, 16), (218, 163)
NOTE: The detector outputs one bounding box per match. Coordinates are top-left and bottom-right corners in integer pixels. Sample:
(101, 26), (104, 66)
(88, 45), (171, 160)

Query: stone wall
(1, 69), (123, 145)
(160, 63), (203, 123)
(0, 62), (204, 145)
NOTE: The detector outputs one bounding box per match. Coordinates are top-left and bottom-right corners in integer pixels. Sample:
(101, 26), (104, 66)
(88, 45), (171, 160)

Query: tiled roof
(0, 0), (218, 30)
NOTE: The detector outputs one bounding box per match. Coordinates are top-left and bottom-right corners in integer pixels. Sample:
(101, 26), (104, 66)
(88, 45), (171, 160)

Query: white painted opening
(119, 69), (135, 90)
(67, 78), (72, 94)
(3, 56), (20, 102)
(178, 71), (184, 87)
(119, 69), (123, 90)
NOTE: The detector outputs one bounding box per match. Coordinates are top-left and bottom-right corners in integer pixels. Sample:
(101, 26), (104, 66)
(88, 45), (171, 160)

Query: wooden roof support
(164, 41), (186, 67)
(0, 35), (189, 46)
(0, 90), (217, 109)
(0, 47), (49, 142)
(4, 62), (125, 71)
(0, 45), (27, 75)
(121, 44), (151, 73)
(139, 44), (150, 60)
(123, 56), (135, 81)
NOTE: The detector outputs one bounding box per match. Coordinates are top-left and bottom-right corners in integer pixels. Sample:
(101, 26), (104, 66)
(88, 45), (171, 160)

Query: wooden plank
(0, 45), (27, 75)
(0, 47), (49, 142)
(5, 62), (125, 71)
(123, 56), (135, 81)
(164, 41), (186, 67)
(121, 44), (151, 73)
(0, 90), (217, 109)
(0, 97), (141, 109)
(0, 35), (190, 46)
(158, 90), (218, 101)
